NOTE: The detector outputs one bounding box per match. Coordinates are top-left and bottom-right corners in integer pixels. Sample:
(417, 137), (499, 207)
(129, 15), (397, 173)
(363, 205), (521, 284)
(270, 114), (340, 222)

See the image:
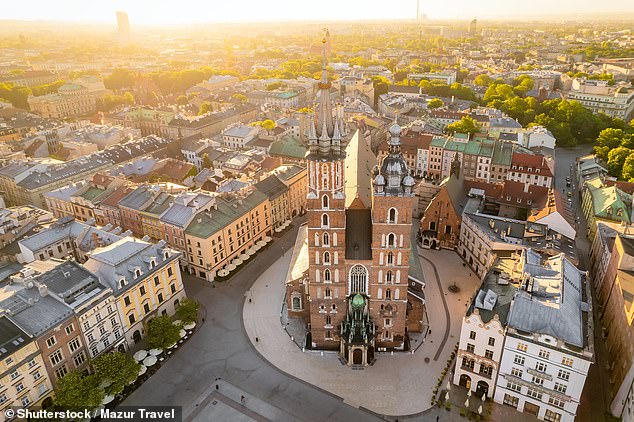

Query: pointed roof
(344, 130), (375, 209)
(314, 34), (335, 142)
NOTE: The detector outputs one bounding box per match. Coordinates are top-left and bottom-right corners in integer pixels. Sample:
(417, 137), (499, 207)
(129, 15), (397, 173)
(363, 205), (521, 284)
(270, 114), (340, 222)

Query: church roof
(345, 209), (372, 260)
(344, 130), (376, 209)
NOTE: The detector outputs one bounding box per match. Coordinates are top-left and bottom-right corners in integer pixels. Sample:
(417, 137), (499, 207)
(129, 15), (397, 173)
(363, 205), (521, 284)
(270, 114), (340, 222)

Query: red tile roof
(499, 180), (549, 207)
(510, 153), (553, 177)
(101, 185), (133, 208)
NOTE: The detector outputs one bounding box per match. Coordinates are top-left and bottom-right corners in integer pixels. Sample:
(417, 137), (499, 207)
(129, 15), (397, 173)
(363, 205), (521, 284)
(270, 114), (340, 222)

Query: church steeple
(310, 30), (339, 156)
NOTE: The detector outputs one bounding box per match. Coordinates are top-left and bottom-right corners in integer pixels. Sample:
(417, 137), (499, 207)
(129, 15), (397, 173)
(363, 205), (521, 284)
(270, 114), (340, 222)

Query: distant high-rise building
(469, 18), (477, 35)
(116, 11), (130, 41)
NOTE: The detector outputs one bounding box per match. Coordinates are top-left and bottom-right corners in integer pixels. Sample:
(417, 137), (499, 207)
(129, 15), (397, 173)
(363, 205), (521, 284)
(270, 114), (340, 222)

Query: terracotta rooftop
(511, 153), (553, 177)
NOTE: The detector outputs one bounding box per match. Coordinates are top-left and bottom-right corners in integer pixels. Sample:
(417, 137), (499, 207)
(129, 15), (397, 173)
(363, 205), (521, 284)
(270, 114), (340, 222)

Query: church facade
(285, 37), (426, 366)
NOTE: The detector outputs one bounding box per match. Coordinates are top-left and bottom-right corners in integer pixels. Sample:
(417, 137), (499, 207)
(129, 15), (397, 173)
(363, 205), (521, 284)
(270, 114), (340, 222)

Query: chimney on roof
(38, 283), (48, 297)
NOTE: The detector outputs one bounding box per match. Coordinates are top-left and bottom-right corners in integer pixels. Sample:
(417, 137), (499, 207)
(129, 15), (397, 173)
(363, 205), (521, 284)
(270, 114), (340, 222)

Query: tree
(622, 154), (634, 182)
(31, 80), (65, 97)
(176, 298), (200, 324)
(597, 128), (628, 151)
(202, 153), (212, 169)
(54, 371), (103, 410)
(92, 352), (141, 396)
(198, 101), (213, 115)
(445, 116), (479, 135)
(104, 68), (137, 90)
(428, 98), (444, 109)
(176, 95), (188, 106)
(0, 83), (31, 109)
(473, 74), (492, 87)
(261, 119), (276, 131)
(607, 147), (632, 179)
(266, 81), (284, 91)
(147, 315), (181, 349)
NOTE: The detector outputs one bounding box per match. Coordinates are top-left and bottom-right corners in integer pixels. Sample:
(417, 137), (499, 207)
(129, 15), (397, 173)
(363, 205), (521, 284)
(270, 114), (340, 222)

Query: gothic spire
(314, 31), (334, 144)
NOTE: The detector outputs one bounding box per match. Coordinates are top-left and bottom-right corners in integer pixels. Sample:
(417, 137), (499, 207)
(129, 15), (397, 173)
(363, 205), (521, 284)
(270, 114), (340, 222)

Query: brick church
(285, 36), (427, 366)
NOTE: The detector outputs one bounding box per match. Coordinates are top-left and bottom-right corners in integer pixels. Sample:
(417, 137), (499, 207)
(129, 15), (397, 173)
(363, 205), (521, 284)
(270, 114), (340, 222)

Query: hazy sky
(3, 0), (633, 24)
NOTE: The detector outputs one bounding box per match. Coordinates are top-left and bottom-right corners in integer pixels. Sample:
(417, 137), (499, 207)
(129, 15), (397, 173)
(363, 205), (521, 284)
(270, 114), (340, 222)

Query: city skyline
(2, 0), (634, 25)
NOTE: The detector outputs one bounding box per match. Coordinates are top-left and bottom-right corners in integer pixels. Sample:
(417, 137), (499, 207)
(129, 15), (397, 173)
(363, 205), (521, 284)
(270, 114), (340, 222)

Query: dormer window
(135, 269), (141, 278)
(164, 251), (169, 260)
(119, 278), (126, 288)
(617, 208), (624, 217)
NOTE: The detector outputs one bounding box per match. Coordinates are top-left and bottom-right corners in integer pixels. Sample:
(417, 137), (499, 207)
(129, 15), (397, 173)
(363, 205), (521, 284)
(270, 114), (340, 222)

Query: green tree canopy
(261, 119), (276, 131)
(445, 116), (479, 135)
(202, 153), (212, 169)
(622, 154), (634, 182)
(607, 147), (633, 179)
(473, 74), (492, 87)
(198, 101), (213, 115)
(147, 315), (181, 349)
(176, 298), (200, 324)
(428, 98), (444, 109)
(92, 352), (141, 396)
(31, 80), (65, 97)
(176, 95), (188, 106)
(104, 68), (137, 90)
(54, 371), (104, 410)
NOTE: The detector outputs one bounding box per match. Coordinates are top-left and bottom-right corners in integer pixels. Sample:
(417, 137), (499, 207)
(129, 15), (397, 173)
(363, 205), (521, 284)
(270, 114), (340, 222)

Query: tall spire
(320, 35), (329, 85)
(314, 29), (335, 148)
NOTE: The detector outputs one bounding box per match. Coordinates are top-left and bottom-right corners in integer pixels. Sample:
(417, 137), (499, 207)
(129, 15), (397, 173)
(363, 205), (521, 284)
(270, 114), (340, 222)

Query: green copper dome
(352, 294), (365, 309)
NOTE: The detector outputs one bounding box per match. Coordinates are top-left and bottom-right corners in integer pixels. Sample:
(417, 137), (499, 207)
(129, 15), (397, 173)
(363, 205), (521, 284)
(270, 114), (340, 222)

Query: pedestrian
(256, 337), (259, 343)
(241, 395), (245, 404)
(249, 298), (252, 303)
(215, 384), (219, 391)
(202, 317), (205, 323)
(436, 416), (439, 422)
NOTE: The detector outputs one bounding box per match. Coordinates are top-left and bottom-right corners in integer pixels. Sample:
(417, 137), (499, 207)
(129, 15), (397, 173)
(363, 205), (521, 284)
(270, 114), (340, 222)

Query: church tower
(306, 35), (348, 349)
(370, 118), (416, 351)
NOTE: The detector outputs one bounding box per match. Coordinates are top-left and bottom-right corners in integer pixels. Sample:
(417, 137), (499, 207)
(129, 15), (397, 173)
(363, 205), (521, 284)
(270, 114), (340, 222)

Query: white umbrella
(179, 329), (187, 338)
(478, 405), (483, 415)
(226, 263), (236, 271)
(445, 391), (450, 401)
(102, 395), (115, 405)
(232, 258), (243, 266)
(248, 248), (256, 255)
(143, 356), (157, 367)
(138, 365), (147, 376)
(172, 319), (182, 326)
(264, 236), (272, 242)
(256, 240), (266, 248)
(274, 227), (281, 233)
(218, 269), (228, 277)
(482, 392), (487, 401)
(446, 381), (451, 391)
(149, 348), (163, 356)
(133, 350), (148, 361)
(467, 389), (472, 397)
(240, 253), (249, 260)
(464, 398), (470, 408)
(183, 322), (196, 330)
(167, 342), (177, 349)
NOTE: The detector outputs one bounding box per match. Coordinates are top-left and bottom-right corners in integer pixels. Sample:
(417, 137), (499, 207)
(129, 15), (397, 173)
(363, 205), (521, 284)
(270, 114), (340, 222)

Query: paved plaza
(243, 246), (481, 416)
